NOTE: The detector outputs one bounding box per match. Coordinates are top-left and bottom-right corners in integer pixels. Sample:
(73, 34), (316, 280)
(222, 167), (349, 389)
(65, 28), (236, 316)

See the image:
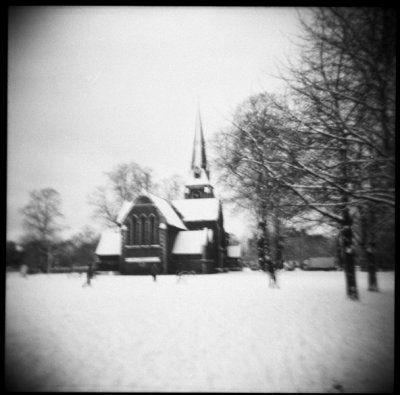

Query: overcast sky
(8, 6), (308, 242)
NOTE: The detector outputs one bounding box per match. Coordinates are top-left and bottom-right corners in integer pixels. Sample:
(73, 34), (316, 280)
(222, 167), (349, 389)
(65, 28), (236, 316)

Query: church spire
(184, 109), (214, 199)
(191, 108), (209, 180)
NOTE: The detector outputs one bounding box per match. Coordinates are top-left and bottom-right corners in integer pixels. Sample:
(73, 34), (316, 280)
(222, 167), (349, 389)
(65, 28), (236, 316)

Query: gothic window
(134, 215), (140, 245)
(126, 218), (133, 245)
(149, 214), (158, 245)
(145, 216), (150, 245)
(141, 215), (147, 245)
(138, 215), (143, 245)
(154, 216), (159, 244)
(132, 216), (138, 245)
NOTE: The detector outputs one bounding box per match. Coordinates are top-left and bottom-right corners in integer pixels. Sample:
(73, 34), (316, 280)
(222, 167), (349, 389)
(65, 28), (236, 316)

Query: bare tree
(106, 162), (154, 203)
(213, 8), (395, 299)
(88, 185), (121, 227)
(156, 174), (185, 201)
(88, 162), (154, 226)
(20, 188), (64, 273)
(213, 92), (304, 269)
(281, 7), (395, 297)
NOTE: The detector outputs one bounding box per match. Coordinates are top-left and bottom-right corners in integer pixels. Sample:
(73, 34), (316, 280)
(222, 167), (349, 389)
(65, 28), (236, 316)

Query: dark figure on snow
(83, 263), (95, 287)
(151, 263), (158, 282)
(265, 255), (278, 288)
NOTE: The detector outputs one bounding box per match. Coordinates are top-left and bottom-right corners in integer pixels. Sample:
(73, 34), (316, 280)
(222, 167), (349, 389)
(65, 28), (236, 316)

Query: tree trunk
(273, 214), (283, 269)
(336, 235), (344, 270)
(344, 247), (358, 300)
(257, 207), (272, 271)
(264, 214), (271, 258)
(341, 208), (359, 300)
(359, 202), (379, 291)
(366, 209), (379, 291)
(257, 221), (266, 270)
(339, 127), (359, 300)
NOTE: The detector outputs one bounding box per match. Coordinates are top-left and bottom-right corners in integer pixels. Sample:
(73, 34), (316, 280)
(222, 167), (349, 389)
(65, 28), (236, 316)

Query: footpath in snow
(5, 269), (394, 392)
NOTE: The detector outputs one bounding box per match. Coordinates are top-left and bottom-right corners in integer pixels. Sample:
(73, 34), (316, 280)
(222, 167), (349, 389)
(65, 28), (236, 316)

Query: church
(96, 111), (228, 275)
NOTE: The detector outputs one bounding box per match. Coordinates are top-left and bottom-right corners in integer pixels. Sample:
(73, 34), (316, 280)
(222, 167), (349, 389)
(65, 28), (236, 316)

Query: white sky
(8, 6), (308, 241)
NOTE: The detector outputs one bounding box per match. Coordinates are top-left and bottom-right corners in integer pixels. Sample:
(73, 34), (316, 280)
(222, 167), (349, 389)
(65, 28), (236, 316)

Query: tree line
(7, 169), (185, 273)
(212, 7), (395, 299)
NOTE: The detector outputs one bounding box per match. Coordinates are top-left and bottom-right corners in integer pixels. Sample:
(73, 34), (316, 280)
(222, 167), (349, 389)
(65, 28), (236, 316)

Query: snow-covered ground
(5, 269), (394, 392)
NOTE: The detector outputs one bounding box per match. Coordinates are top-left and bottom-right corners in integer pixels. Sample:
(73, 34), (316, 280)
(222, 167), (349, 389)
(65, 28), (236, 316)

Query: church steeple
(191, 109), (209, 179)
(184, 109), (214, 199)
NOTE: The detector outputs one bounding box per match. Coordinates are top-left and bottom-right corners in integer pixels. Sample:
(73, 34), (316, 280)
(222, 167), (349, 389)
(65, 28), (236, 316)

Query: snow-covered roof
(172, 229), (209, 255)
(147, 192), (187, 230)
(172, 198), (221, 222)
(116, 200), (134, 225)
(185, 169), (211, 187)
(95, 229), (121, 256)
(116, 192), (187, 230)
(227, 245), (241, 258)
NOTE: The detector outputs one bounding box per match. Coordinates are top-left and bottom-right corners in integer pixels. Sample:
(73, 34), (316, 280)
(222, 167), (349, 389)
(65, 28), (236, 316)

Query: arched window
(134, 215), (140, 245)
(131, 216), (138, 245)
(149, 215), (158, 245)
(145, 215), (151, 245)
(126, 218), (133, 245)
(141, 215), (147, 245)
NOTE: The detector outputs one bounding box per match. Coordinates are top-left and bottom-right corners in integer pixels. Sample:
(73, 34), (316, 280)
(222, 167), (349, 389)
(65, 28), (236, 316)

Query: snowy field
(5, 269), (394, 393)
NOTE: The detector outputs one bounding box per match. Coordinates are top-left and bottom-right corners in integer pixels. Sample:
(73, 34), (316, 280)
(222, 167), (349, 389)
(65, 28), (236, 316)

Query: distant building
(96, 111), (228, 274)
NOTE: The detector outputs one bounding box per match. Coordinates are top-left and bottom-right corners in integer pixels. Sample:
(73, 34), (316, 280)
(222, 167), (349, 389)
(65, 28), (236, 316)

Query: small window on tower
(194, 166), (201, 178)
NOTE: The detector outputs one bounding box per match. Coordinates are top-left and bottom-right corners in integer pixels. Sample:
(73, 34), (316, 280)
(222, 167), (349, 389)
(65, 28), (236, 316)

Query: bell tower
(184, 110), (215, 199)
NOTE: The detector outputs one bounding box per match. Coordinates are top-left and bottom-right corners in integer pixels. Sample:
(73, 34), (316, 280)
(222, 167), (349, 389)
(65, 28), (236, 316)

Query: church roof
(148, 192), (187, 230)
(95, 228), (121, 256)
(172, 198), (221, 222)
(116, 200), (134, 225)
(116, 192), (187, 230)
(172, 228), (212, 254)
